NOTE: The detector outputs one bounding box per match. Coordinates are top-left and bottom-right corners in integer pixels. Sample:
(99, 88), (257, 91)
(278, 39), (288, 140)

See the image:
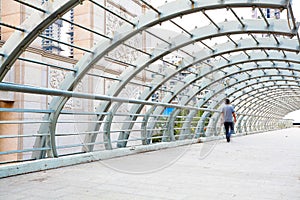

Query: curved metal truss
(0, 0), (299, 163)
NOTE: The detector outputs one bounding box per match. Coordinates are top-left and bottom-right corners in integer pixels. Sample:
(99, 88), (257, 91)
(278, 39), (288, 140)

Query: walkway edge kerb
(0, 139), (196, 178)
(0, 131), (268, 178)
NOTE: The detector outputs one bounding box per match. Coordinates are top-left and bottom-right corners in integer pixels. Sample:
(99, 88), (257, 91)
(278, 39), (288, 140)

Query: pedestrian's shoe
(226, 136), (230, 143)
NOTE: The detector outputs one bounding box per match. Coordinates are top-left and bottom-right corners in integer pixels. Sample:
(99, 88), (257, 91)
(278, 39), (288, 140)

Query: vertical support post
(141, 113), (150, 145)
(104, 112), (113, 150)
(164, 109), (178, 142)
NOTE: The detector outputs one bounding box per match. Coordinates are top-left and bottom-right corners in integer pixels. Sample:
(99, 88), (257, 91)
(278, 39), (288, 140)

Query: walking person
(221, 99), (237, 142)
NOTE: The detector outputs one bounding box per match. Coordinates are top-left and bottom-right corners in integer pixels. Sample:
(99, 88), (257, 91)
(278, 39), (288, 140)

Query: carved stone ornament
(106, 3), (142, 64)
(49, 68), (83, 110)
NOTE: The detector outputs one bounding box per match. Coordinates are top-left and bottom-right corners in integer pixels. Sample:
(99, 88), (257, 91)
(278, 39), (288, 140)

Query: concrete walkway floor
(0, 128), (300, 200)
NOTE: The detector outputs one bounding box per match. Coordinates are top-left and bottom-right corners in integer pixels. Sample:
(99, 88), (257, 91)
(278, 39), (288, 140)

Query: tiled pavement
(1, 128), (300, 200)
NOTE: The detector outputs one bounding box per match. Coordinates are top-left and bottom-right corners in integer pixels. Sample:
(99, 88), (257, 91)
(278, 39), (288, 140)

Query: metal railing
(0, 83), (293, 164)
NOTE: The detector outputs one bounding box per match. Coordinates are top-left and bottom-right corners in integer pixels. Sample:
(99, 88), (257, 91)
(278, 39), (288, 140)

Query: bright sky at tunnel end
(281, 0), (300, 122)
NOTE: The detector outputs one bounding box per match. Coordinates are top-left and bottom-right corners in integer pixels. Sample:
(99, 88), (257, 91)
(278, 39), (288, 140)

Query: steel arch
(198, 81), (300, 136)
(0, 0), (82, 81)
(100, 34), (300, 148)
(165, 61), (300, 137)
(203, 80), (300, 125)
(29, 1), (291, 155)
(1, 0), (298, 159)
(116, 37), (300, 146)
(146, 53), (300, 140)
